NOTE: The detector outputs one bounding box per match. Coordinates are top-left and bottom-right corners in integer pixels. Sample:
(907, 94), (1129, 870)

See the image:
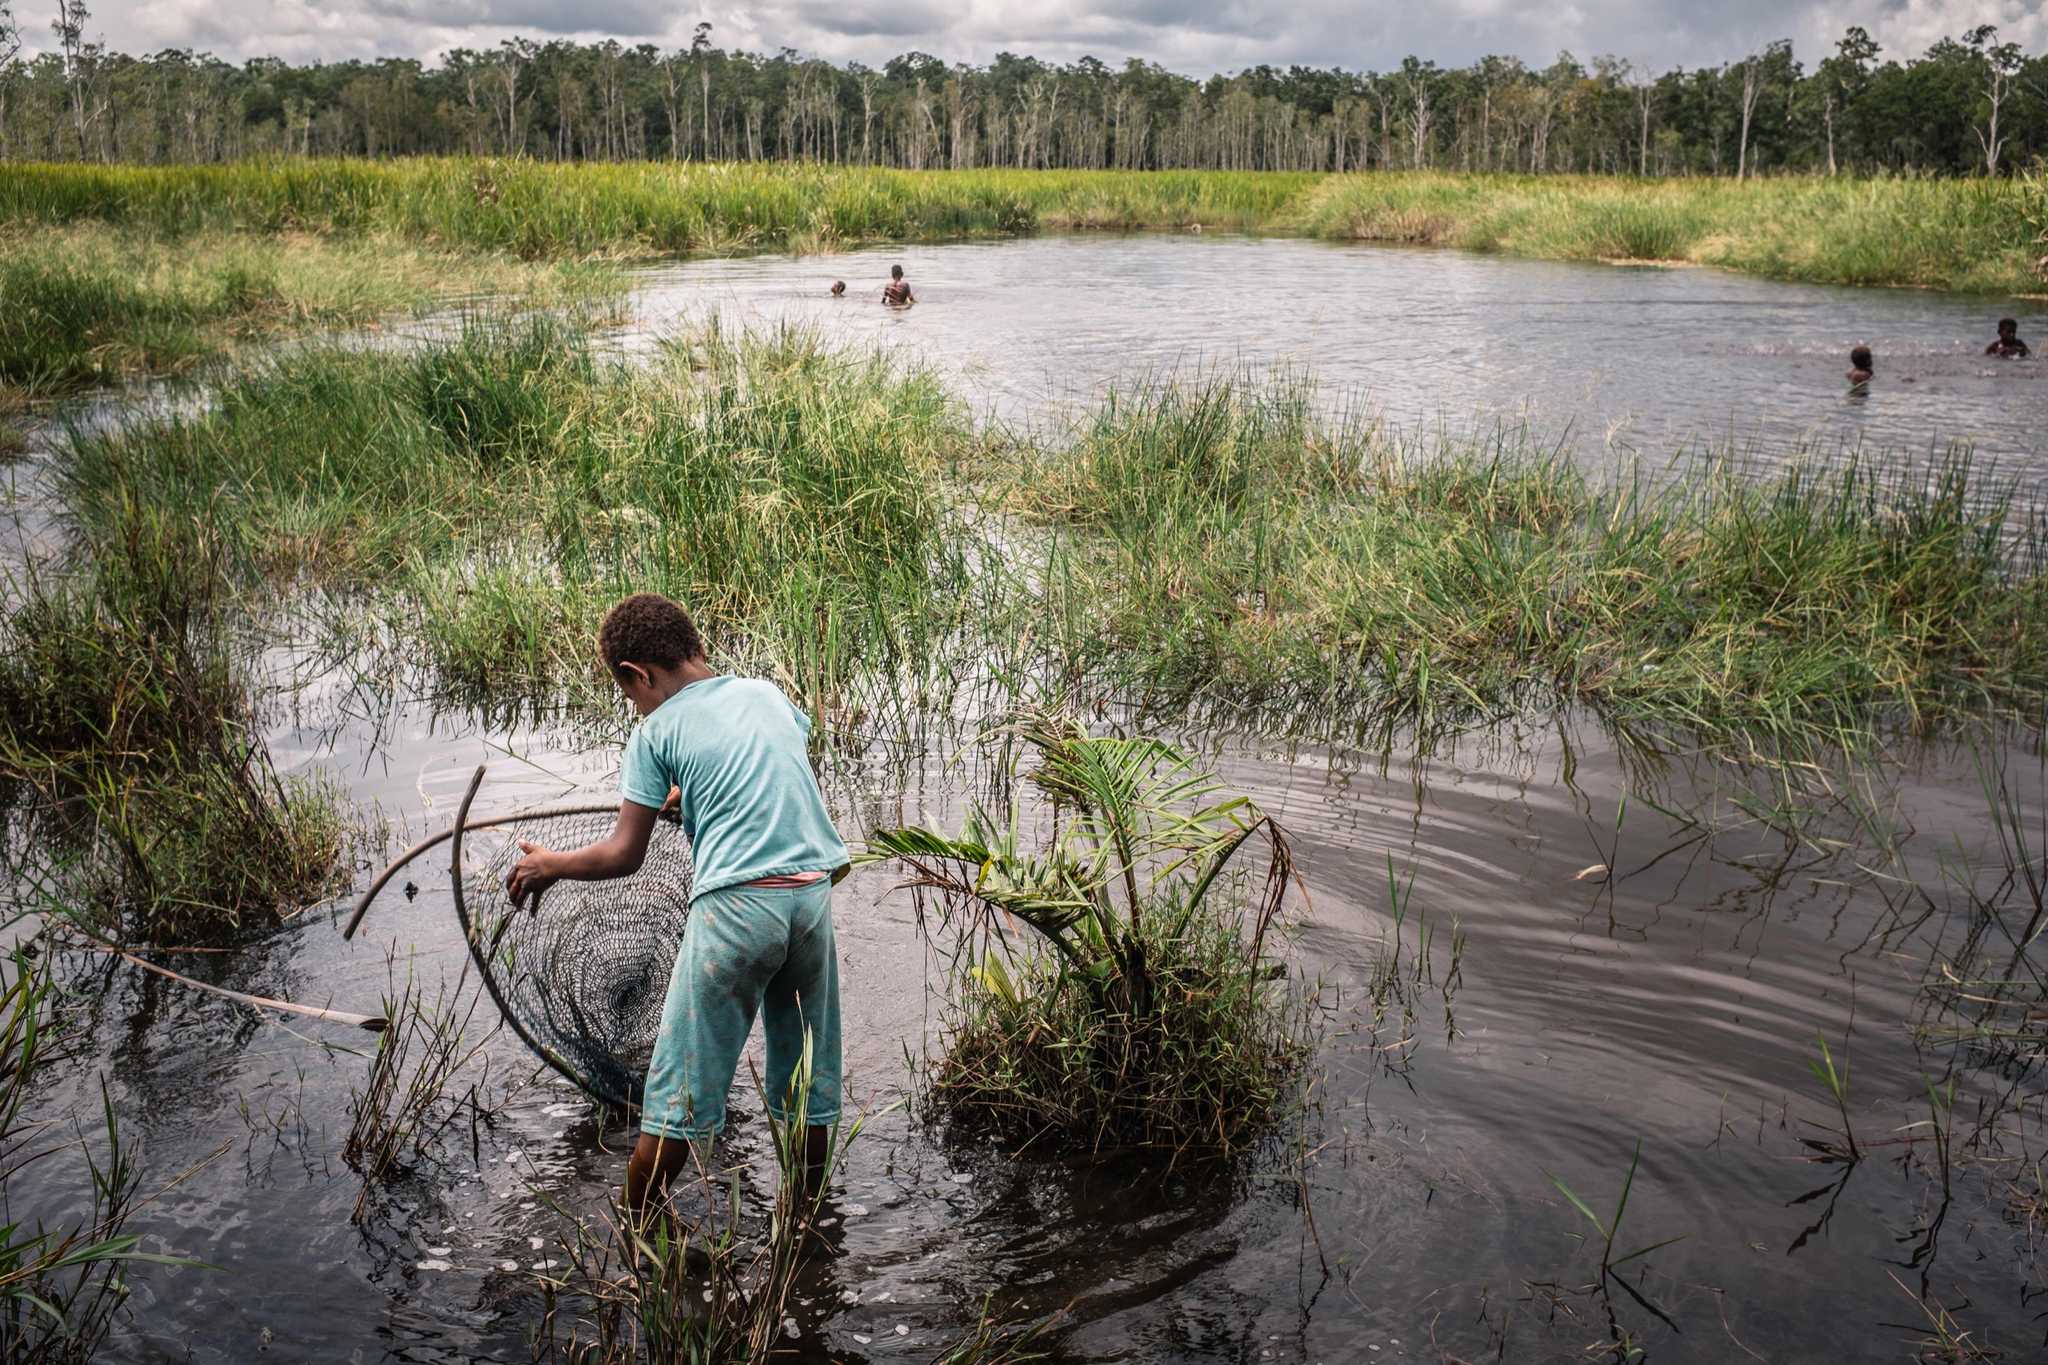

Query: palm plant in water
(861, 712), (1311, 1155)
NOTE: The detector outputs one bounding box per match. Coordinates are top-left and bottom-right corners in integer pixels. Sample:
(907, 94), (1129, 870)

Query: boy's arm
(506, 799), (661, 906)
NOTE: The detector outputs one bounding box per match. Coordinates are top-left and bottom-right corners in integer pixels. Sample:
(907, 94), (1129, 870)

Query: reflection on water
(627, 235), (2045, 469)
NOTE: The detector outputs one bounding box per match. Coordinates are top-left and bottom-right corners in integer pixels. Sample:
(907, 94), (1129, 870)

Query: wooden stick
(73, 932), (389, 1032)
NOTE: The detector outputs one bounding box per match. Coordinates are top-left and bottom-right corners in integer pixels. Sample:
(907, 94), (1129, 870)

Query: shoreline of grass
(1286, 172), (2048, 294)
(0, 222), (626, 400)
(1, 161), (2040, 295)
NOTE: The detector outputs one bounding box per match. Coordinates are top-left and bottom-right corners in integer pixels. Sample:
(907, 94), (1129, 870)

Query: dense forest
(1, 1), (2043, 176)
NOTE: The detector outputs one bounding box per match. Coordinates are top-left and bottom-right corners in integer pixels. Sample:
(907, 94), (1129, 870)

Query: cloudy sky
(36, 0), (2048, 72)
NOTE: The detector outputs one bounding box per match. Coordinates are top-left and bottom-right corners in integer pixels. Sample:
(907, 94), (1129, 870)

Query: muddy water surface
(629, 234), (2046, 467)
(18, 695), (2044, 1363)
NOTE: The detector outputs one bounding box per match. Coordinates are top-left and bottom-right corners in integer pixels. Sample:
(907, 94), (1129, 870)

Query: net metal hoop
(449, 778), (693, 1110)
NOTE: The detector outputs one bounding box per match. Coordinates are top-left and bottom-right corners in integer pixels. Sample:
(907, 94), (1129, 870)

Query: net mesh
(457, 808), (693, 1109)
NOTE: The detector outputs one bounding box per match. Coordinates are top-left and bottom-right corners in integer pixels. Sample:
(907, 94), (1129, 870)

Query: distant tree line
(0, 2), (2042, 176)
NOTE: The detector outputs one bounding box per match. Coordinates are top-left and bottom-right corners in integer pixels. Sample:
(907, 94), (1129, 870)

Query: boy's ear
(616, 661), (652, 689)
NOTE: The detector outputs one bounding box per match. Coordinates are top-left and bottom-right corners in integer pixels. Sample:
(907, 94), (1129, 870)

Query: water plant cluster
(861, 713), (1310, 1156)
(60, 316), (2048, 752)
(2, 161), (2040, 293)
(0, 513), (357, 943)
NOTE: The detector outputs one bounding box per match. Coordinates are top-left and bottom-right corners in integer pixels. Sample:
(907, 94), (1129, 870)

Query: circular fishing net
(457, 807), (693, 1109)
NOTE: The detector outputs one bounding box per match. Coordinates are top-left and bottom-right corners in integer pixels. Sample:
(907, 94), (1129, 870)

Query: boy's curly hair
(599, 594), (704, 678)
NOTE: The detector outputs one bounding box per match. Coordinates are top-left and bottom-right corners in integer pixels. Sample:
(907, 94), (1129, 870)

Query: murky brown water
(8, 237), (2048, 1363)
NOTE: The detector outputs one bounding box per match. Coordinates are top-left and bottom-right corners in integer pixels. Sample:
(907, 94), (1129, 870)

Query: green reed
(1, 935), (195, 1359)
(344, 956), (498, 1223)
(533, 1030), (893, 1365)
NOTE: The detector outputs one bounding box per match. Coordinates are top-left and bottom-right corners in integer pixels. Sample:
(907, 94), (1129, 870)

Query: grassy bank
(0, 223), (623, 398)
(1288, 172), (2048, 293)
(42, 317), (2048, 757)
(1, 160), (2039, 293)
(0, 161), (1313, 258)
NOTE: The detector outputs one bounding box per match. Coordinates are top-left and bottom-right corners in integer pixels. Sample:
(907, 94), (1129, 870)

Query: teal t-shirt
(618, 675), (849, 901)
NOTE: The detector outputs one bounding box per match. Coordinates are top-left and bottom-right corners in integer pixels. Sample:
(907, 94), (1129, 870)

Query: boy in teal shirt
(505, 593), (849, 1212)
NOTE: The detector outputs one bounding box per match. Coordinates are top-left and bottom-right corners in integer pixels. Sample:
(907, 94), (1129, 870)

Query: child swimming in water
(830, 280), (845, 297)
(882, 265), (913, 307)
(1987, 318), (2030, 358)
(1846, 344), (1873, 391)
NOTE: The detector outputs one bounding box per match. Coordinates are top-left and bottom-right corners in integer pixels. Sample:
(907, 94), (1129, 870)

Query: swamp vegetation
(0, 161), (2040, 320)
(38, 316), (2048, 757)
(2, 200), (2047, 1359)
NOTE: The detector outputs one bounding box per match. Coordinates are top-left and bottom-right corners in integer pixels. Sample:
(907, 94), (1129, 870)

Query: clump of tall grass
(58, 316), (974, 724)
(994, 374), (2048, 752)
(0, 223), (624, 397)
(1000, 369), (1371, 527)
(862, 712), (1312, 1157)
(0, 514), (356, 940)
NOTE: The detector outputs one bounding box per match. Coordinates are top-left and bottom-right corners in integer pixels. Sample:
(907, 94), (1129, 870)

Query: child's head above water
(1850, 345), (1873, 372)
(600, 593), (704, 711)
(830, 280), (845, 296)
(891, 264), (905, 280)
(1999, 317), (2020, 339)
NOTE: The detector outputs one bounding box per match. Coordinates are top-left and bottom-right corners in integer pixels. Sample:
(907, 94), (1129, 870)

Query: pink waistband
(744, 870), (828, 888)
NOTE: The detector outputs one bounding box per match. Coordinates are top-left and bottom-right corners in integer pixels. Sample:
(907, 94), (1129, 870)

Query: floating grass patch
(862, 713), (1313, 1157)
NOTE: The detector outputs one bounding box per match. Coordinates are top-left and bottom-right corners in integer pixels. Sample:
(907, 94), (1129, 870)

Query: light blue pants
(641, 879), (842, 1140)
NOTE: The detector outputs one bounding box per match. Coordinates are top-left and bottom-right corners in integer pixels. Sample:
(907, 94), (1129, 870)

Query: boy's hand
(506, 841), (560, 910)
